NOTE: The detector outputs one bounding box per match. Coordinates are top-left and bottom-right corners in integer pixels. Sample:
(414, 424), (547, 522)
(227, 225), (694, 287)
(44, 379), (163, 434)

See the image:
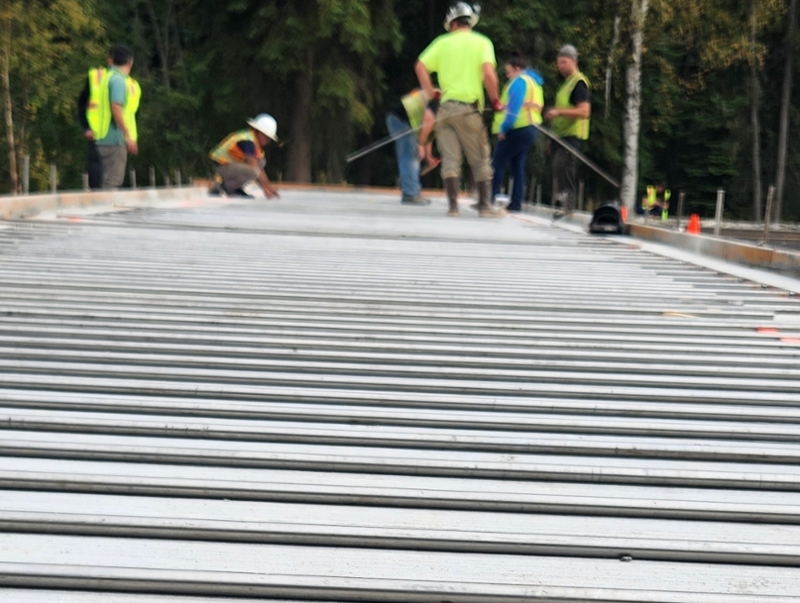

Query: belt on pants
(443, 100), (480, 110)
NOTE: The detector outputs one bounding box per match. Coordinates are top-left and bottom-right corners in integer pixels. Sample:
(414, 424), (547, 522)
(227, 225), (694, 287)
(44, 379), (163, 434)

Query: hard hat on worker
(247, 113), (279, 142)
(443, 2), (480, 30)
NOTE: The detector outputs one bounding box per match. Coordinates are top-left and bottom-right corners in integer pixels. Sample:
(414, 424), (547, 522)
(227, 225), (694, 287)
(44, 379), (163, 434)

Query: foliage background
(0, 0), (797, 219)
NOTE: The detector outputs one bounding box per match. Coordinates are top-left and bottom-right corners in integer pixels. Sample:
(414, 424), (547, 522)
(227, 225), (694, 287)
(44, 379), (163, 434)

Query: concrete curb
(0, 187), (208, 220)
(628, 222), (800, 277)
(525, 203), (800, 278)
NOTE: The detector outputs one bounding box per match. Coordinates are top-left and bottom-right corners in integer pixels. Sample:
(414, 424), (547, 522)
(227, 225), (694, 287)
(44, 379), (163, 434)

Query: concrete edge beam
(525, 204), (800, 280)
(0, 187), (208, 221)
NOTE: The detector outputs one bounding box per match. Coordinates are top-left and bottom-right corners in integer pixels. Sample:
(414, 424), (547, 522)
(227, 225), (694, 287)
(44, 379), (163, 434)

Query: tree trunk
(288, 49), (313, 183)
(144, 0), (171, 89)
(750, 0), (763, 221)
(605, 14), (622, 119)
(619, 0), (649, 212)
(774, 0), (797, 222)
(1, 0), (17, 195)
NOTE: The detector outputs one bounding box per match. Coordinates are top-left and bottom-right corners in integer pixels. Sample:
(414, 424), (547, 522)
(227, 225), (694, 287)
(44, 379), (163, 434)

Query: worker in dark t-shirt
(544, 44), (591, 217)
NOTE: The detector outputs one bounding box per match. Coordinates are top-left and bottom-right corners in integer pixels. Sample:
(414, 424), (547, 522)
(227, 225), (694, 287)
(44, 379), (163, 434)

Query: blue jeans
(386, 112), (421, 197)
(492, 126), (537, 210)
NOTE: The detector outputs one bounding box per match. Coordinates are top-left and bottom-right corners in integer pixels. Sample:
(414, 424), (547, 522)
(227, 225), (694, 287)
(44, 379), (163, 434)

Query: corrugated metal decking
(1, 190), (799, 601)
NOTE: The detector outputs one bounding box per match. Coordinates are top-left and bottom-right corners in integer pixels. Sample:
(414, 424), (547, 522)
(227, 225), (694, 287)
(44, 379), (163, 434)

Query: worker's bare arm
(482, 62), (500, 105)
(415, 61), (436, 101)
(111, 102), (137, 154)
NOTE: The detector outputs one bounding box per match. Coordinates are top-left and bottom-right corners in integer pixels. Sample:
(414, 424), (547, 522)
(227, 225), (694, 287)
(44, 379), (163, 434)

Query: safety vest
(209, 129), (264, 165)
(645, 186), (671, 209)
(552, 71), (590, 140)
(400, 89), (430, 130)
(86, 67), (141, 142)
(492, 73), (543, 134)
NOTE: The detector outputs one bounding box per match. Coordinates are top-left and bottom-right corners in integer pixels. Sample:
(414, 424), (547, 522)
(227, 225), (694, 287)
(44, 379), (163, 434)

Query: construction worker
(209, 114), (280, 199)
(491, 51), (544, 213)
(415, 2), (503, 217)
(386, 89), (440, 205)
(642, 183), (671, 218)
(544, 44), (591, 218)
(78, 45), (141, 189)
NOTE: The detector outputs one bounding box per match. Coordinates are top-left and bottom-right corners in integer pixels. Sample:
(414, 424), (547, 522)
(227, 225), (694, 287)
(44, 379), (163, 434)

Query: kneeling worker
(209, 114), (280, 198)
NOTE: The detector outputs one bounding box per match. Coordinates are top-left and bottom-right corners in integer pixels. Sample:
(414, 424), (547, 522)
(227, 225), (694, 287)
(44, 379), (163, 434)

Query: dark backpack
(589, 200), (628, 235)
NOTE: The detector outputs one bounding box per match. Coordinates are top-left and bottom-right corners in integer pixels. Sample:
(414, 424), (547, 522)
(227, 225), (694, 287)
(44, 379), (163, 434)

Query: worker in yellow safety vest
(642, 184), (671, 219)
(490, 51), (544, 212)
(544, 44), (591, 218)
(209, 114), (280, 199)
(78, 45), (141, 189)
(385, 88), (440, 206)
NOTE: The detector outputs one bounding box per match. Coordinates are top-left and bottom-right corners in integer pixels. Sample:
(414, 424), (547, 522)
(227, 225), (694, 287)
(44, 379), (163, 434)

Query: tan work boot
(445, 177), (460, 216)
(477, 180), (505, 217)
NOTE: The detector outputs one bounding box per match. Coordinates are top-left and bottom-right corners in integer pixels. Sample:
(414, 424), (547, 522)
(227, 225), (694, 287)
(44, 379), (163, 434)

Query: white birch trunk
(750, 0), (763, 221)
(605, 15), (622, 119)
(619, 0), (649, 212)
(774, 0), (797, 222)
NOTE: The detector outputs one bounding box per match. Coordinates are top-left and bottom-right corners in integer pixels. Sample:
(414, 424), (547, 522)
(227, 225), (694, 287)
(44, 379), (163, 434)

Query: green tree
(0, 0), (105, 193)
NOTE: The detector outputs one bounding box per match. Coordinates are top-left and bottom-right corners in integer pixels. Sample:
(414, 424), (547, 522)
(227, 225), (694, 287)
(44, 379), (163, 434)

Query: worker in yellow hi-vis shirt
(415, 2), (503, 218)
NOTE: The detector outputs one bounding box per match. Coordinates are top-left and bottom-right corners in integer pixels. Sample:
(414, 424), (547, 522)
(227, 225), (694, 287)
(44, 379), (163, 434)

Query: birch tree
(619, 0), (649, 212)
(774, 0), (797, 221)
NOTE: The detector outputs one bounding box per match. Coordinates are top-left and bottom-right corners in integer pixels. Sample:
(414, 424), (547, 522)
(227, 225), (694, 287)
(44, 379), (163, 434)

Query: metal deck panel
(2, 190), (800, 600)
(4, 390), (800, 436)
(2, 491), (800, 564)
(6, 457), (800, 523)
(2, 534), (800, 602)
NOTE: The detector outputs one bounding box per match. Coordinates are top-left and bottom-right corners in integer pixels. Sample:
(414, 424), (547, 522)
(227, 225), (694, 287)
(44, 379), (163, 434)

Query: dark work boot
(477, 180), (505, 217)
(445, 177), (460, 216)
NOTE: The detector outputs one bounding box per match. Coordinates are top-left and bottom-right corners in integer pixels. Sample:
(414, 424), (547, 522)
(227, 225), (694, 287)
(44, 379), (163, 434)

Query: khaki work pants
(435, 101), (493, 183)
(215, 158), (265, 194)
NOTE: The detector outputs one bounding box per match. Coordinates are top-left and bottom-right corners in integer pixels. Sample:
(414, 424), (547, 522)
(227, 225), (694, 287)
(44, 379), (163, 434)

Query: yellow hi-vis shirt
(418, 28), (496, 110)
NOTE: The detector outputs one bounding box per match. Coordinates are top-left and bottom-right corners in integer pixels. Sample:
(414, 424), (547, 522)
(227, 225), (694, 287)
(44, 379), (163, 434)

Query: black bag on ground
(589, 200), (628, 235)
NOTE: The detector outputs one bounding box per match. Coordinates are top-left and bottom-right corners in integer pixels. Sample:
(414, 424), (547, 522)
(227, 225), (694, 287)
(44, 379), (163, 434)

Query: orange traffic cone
(620, 205), (628, 222)
(687, 214), (701, 235)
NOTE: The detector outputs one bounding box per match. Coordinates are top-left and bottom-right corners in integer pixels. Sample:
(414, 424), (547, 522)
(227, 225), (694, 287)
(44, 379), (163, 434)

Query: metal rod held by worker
(82, 173), (89, 191)
(762, 185), (775, 246)
(346, 105), (620, 190)
(175, 169), (182, 188)
(130, 169), (137, 189)
(149, 166), (156, 188)
(714, 188), (725, 237)
(676, 191), (685, 232)
(530, 122), (620, 189)
(345, 105), (492, 163)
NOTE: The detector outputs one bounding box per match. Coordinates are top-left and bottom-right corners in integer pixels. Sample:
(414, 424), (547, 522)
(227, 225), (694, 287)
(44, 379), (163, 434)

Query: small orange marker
(686, 214), (701, 234)
(780, 338), (800, 345)
(620, 206), (628, 222)
(756, 327), (780, 334)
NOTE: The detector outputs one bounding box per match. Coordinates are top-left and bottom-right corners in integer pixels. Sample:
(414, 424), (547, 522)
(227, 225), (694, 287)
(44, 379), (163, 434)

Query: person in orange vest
(208, 114), (280, 198)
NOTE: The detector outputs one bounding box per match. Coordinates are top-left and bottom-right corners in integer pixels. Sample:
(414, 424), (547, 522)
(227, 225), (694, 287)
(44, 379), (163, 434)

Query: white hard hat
(247, 113), (279, 142)
(444, 2), (480, 30)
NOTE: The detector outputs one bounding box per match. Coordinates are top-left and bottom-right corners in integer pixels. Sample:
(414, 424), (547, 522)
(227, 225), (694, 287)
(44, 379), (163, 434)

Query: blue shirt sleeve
(500, 77), (527, 135)
(236, 140), (257, 158)
(108, 72), (126, 106)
